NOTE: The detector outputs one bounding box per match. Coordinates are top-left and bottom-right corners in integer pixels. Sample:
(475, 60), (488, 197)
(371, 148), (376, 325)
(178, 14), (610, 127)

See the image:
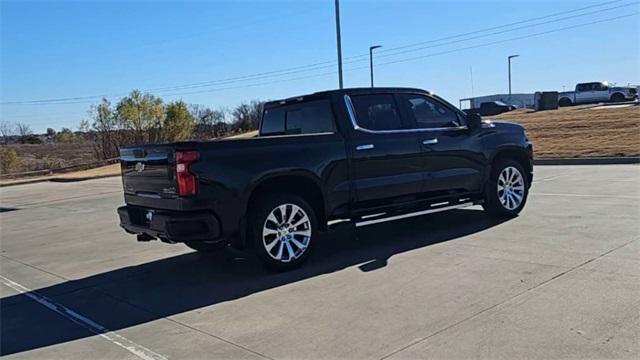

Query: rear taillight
(175, 150), (199, 196)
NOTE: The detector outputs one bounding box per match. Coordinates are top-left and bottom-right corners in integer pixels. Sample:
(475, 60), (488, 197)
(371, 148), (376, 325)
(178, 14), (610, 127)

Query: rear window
(260, 99), (335, 136)
(350, 94), (402, 131)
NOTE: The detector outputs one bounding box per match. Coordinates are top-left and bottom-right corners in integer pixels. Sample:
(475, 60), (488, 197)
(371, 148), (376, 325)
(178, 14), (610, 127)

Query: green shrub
(0, 148), (19, 174)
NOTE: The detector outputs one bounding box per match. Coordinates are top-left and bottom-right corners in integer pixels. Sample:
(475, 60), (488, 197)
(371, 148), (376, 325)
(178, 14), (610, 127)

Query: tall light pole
(369, 45), (382, 88)
(334, 0), (344, 89)
(508, 54), (519, 100)
(469, 66), (474, 97)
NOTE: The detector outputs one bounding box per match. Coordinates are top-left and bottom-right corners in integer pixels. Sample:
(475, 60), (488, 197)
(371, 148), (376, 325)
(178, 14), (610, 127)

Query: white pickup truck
(558, 82), (637, 107)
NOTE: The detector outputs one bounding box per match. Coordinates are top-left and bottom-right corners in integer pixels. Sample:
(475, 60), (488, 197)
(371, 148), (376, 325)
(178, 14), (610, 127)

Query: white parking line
(0, 275), (166, 360)
(534, 175), (567, 182)
(532, 192), (639, 199)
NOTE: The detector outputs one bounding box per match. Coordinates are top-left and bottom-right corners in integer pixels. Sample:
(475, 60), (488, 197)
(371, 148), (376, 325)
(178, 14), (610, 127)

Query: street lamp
(508, 54), (520, 99)
(369, 45), (382, 88)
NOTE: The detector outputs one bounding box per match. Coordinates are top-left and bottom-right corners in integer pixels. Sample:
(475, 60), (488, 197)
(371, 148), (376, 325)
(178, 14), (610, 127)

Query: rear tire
(184, 240), (227, 252)
(249, 193), (317, 271)
(482, 159), (529, 218)
(558, 98), (572, 107)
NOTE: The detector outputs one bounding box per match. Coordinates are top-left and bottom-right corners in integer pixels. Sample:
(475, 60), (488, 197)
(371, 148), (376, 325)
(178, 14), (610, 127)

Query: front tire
(483, 159), (529, 217)
(610, 93), (625, 103)
(249, 193), (317, 271)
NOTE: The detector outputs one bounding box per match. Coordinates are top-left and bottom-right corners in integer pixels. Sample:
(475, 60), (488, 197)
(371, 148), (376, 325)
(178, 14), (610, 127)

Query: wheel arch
(244, 170), (328, 233)
(558, 96), (572, 106)
(610, 92), (626, 101)
(489, 147), (533, 186)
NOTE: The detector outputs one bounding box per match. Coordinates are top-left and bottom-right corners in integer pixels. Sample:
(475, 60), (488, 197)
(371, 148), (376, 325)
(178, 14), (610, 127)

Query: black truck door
(397, 93), (484, 194)
(345, 93), (423, 205)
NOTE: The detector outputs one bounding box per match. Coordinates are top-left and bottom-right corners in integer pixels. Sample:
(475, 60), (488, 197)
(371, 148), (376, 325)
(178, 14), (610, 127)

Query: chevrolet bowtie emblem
(135, 162), (145, 173)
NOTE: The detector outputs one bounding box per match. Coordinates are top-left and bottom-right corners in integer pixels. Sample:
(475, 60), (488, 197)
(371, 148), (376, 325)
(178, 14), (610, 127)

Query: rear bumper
(118, 205), (221, 243)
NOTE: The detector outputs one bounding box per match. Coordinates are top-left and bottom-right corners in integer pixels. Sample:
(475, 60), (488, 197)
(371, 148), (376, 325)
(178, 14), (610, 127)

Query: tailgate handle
(133, 149), (146, 158)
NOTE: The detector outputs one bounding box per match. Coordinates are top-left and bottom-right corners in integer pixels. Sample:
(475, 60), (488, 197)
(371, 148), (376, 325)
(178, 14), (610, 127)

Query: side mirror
(466, 112), (482, 131)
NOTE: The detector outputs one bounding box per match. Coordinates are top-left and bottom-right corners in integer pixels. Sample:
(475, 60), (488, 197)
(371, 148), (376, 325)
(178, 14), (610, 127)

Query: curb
(0, 173), (120, 188)
(534, 157), (640, 165)
(49, 174), (122, 183)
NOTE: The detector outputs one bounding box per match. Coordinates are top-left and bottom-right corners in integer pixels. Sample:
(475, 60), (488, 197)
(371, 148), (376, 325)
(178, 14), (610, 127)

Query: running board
(354, 201), (475, 227)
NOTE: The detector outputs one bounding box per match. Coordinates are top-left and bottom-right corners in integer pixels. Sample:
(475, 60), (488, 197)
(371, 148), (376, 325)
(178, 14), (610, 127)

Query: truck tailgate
(120, 146), (178, 198)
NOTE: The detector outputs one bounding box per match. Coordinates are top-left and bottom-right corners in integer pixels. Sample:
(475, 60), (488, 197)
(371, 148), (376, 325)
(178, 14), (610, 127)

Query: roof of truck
(264, 87), (433, 108)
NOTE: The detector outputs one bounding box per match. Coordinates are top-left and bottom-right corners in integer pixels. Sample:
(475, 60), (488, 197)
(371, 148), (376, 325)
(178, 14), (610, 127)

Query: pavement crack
(90, 287), (274, 360)
(379, 239), (638, 360)
(0, 254), (68, 281)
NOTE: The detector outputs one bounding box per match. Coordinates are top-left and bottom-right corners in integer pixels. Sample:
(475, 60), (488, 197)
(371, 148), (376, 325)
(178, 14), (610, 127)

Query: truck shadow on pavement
(1, 208), (509, 356)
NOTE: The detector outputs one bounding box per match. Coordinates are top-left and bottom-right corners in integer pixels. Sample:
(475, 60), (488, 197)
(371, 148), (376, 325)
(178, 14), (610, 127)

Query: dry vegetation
(0, 163), (121, 186)
(492, 104), (640, 158)
(4, 142), (99, 174)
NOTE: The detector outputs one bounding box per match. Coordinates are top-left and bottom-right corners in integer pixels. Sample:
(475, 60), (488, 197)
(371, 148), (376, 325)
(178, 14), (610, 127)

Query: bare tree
(231, 100), (263, 133)
(190, 105), (229, 139)
(16, 123), (33, 137)
(91, 98), (120, 159)
(14, 123), (35, 144)
(0, 120), (15, 144)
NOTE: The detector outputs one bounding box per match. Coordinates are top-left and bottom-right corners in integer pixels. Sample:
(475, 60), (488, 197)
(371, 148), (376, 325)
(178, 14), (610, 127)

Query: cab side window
(260, 99), (335, 136)
(400, 94), (461, 129)
(350, 94), (403, 131)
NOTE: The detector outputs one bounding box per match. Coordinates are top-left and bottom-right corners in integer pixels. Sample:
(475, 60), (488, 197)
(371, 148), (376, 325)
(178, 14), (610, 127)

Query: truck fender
(242, 169), (328, 221)
(487, 145), (533, 185)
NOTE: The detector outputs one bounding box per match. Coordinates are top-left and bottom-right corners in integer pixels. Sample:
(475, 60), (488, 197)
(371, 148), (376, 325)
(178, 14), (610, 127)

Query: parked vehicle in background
(479, 101), (516, 116)
(462, 101), (515, 116)
(117, 87), (533, 270)
(558, 81), (638, 106)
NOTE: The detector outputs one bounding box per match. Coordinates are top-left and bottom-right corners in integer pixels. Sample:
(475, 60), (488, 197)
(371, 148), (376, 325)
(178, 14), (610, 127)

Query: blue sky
(1, 0), (638, 133)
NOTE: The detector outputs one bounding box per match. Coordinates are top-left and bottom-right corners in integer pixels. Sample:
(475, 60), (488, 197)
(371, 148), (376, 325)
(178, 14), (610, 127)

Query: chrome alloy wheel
(262, 204), (311, 263)
(497, 166), (525, 210)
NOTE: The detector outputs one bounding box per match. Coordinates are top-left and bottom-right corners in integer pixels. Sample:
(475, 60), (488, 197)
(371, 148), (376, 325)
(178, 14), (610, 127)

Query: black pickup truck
(118, 87), (533, 270)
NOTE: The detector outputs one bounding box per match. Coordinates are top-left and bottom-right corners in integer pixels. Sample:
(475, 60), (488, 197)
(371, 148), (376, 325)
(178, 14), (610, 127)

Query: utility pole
(369, 45), (382, 88)
(335, 0), (344, 89)
(469, 66), (474, 98)
(508, 54), (519, 100)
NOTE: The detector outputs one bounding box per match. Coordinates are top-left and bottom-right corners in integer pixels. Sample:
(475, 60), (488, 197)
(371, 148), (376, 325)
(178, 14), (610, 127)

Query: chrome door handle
(422, 138), (438, 145)
(356, 144), (374, 151)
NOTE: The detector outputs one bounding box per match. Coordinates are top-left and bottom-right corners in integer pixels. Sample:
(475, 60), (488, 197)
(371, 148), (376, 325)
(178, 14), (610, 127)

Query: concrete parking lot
(1, 165), (638, 359)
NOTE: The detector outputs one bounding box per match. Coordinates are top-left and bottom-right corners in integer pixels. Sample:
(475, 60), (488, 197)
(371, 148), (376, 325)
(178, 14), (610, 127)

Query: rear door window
(260, 99), (335, 136)
(594, 83), (607, 91)
(350, 94), (402, 131)
(577, 83), (591, 92)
